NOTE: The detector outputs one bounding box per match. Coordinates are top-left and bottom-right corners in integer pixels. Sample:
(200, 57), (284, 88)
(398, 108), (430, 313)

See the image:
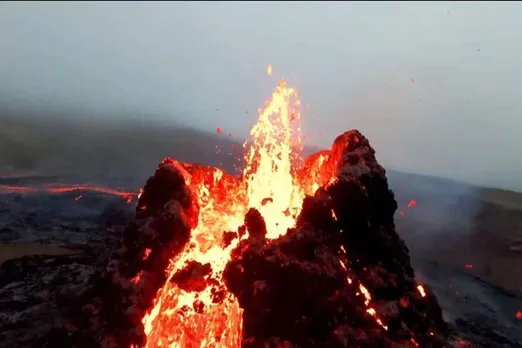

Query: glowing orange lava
(141, 79), (312, 348)
(0, 184), (137, 203)
(140, 78), (392, 347)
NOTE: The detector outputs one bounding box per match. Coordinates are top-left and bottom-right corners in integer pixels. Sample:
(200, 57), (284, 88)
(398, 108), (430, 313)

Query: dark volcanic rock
(58, 159), (199, 348)
(0, 197), (134, 348)
(171, 261), (212, 292)
(0, 189), (134, 246)
(223, 130), (449, 347)
(0, 254), (97, 348)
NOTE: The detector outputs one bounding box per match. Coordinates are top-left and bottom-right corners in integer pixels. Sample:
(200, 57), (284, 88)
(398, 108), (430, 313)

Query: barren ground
(394, 182), (522, 295)
(1, 184), (521, 296)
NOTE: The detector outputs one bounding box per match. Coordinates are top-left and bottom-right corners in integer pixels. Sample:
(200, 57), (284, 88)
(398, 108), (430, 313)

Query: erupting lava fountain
(139, 78), (335, 347)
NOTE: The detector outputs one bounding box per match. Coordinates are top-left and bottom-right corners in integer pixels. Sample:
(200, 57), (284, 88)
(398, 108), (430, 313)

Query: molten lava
(136, 77), (436, 348)
(140, 79), (327, 347)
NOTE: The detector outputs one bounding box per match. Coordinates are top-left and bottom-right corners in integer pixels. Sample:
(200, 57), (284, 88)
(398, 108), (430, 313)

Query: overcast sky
(0, 1), (521, 190)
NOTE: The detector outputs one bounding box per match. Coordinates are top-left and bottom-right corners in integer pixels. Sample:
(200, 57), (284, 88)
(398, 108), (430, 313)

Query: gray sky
(0, 1), (521, 190)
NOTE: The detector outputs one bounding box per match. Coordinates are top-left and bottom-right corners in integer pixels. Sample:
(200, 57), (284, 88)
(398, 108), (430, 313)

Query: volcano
(56, 79), (449, 348)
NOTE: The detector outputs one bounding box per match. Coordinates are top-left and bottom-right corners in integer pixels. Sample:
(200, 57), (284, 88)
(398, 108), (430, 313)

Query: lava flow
(0, 183), (137, 203)
(141, 79), (314, 347)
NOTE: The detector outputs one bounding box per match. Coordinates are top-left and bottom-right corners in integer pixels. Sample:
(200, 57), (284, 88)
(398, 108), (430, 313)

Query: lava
(63, 76), (446, 348)
(141, 79), (312, 348)
(138, 77), (424, 347)
(0, 183), (137, 203)
(243, 79), (305, 238)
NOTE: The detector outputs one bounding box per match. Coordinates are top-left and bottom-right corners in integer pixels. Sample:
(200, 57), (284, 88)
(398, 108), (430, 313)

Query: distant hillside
(0, 109), (244, 180)
(1, 108), (520, 200)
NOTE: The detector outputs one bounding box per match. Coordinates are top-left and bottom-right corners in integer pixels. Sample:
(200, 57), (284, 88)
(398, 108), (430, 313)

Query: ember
(63, 78), (448, 348)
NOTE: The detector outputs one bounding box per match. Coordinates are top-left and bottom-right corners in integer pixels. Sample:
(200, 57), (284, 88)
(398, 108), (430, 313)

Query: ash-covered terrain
(0, 141), (521, 347)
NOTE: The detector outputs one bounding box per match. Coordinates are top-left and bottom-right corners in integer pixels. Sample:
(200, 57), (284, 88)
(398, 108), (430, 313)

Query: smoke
(385, 166), (504, 274)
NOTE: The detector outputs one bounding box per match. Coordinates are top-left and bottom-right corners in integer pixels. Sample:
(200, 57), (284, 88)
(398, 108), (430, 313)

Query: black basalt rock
(224, 130), (449, 347)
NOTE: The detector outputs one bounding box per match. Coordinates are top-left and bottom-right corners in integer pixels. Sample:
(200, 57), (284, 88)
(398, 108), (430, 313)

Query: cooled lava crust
(55, 130), (448, 348)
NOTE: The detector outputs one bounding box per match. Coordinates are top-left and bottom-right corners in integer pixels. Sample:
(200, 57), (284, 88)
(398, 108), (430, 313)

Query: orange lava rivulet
(0, 184), (137, 203)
